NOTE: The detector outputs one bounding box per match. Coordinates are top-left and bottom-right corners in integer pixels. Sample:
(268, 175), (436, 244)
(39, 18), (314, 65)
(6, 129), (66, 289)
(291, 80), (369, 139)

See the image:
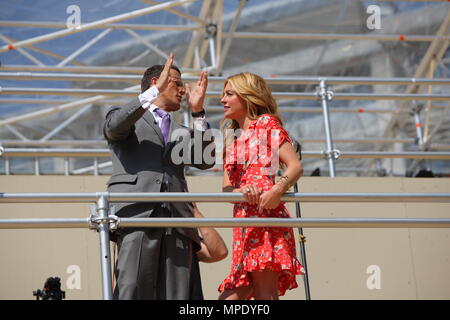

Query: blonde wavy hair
(221, 72), (282, 160)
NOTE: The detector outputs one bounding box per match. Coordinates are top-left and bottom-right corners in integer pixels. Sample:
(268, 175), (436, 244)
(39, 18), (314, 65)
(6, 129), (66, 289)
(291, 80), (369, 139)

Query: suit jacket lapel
(163, 119), (181, 158)
(142, 111), (165, 145)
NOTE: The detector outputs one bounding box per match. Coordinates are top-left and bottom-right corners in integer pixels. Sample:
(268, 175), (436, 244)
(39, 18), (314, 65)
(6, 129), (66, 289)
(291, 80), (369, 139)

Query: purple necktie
(154, 108), (170, 145)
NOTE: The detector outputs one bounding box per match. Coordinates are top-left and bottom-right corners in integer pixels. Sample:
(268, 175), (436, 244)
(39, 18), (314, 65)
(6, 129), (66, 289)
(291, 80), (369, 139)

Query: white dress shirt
(138, 85), (159, 110)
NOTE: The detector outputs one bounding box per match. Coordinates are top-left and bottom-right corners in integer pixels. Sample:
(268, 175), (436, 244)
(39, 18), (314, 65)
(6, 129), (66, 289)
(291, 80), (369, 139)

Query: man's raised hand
(155, 52), (174, 92)
(185, 71), (208, 112)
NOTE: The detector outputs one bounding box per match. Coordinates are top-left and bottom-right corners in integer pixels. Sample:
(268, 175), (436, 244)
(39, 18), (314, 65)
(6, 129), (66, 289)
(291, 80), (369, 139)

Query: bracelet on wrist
(279, 175), (289, 183)
(275, 175), (291, 193)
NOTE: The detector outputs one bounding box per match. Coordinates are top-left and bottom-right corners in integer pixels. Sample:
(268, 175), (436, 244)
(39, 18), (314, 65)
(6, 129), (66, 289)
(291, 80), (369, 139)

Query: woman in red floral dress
(218, 72), (305, 300)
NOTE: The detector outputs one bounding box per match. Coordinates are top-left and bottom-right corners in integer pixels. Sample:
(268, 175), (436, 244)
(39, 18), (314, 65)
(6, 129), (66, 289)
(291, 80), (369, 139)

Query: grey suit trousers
(113, 208), (202, 300)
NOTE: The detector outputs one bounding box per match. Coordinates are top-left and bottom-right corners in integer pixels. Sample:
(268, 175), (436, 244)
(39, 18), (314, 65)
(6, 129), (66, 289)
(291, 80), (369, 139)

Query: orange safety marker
(399, 34), (405, 41)
(7, 44), (14, 50)
(415, 123), (422, 128)
(357, 107), (364, 113)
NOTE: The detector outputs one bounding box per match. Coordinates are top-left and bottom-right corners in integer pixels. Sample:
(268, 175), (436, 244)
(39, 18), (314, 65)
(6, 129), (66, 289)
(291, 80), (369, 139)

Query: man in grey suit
(103, 53), (215, 300)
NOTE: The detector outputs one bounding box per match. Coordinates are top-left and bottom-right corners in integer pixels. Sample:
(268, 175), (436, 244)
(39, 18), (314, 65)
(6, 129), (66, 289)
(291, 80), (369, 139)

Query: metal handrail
(0, 137), (425, 146)
(1, 77), (448, 177)
(0, 147), (109, 157)
(1, 192), (449, 203)
(223, 31), (450, 42)
(2, 87), (450, 101)
(1, 217), (450, 229)
(2, 72), (450, 85)
(1, 191), (449, 300)
(2, 148), (450, 160)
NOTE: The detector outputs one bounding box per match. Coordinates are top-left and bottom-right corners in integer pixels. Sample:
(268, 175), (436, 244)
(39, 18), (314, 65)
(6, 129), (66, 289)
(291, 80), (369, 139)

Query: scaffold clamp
(299, 234), (306, 243)
(205, 23), (217, 38)
(88, 205), (119, 231)
(323, 149), (341, 160)
(315, 82), (334, 101)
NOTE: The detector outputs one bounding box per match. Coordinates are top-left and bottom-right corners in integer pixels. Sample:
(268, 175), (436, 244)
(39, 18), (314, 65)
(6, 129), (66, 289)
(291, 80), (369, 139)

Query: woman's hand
(241, 184), (263, 206)
(256, 139), (303, 214)
(257, 185), (283, 213)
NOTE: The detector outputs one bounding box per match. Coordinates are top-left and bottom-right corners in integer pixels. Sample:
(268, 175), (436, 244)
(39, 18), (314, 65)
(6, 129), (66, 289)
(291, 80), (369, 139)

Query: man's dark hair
(141, 64), (181, 93)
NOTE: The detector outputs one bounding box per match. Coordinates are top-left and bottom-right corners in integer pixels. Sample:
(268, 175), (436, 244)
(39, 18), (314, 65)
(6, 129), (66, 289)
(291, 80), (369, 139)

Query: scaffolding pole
(39, 104), (92, 141)
(0, 85), (140, 127)
(1, 217), (450, 230)
(0, 20), (200, 31)
(223, 31), (450, 42)
(1, 148), (450, 160)
(0, 137), (424, 147)
(317, 81), (337, 177)
(95, 193), (113, 300)
(0, 0), (196, 53)
(1, 192), (449, 203)
(57, 29), (112, 67)
(2, 72), (450, 85)
(2, 87), (450, 101)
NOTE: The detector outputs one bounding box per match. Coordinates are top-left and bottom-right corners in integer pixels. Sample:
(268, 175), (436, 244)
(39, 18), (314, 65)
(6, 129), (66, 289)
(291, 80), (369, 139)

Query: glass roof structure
(0, 0), (449, 177)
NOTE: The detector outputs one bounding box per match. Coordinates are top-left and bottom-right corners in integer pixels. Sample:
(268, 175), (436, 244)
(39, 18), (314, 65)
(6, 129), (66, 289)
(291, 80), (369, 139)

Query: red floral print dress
(218, 114), (304, 298)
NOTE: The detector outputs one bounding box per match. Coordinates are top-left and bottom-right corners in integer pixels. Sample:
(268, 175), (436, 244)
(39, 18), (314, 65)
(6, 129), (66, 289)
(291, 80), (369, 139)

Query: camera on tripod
(33, 277), (66, 300)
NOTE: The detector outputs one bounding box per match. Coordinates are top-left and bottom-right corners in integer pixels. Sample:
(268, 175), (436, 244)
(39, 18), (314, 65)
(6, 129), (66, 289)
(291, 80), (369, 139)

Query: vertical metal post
(183, 108), (190, 127)
(412, 105), (431, 171)
(93, 158), (99, 176)
(376, 159), (386, 177)
(1, 146), (10, 175)
(5, 158), (10, 175)
(317, 80), (336, 177)
(34, 157), (40, 176)
(293, 182), (311, 300)
(194, 46), (202, 69)
(205, 23), (218, 70)
(208, 38), (216, 69)
(96, 192), (113, 300)
(413, 105), (425, 148)
(64, 158), (70, 176)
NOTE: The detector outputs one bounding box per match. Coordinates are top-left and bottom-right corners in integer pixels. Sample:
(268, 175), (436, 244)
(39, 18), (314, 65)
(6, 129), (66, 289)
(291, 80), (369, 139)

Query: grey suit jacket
(103, 97), (215, 246)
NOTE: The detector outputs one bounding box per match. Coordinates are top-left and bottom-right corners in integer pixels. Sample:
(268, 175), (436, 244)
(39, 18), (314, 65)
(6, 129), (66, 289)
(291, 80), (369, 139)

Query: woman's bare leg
(251, 270), (279, 300)
(218, 285), (252, 300)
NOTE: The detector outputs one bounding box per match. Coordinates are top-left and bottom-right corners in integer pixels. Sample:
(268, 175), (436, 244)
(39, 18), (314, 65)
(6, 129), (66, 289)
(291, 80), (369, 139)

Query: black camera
(33, 277), (66, 300)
